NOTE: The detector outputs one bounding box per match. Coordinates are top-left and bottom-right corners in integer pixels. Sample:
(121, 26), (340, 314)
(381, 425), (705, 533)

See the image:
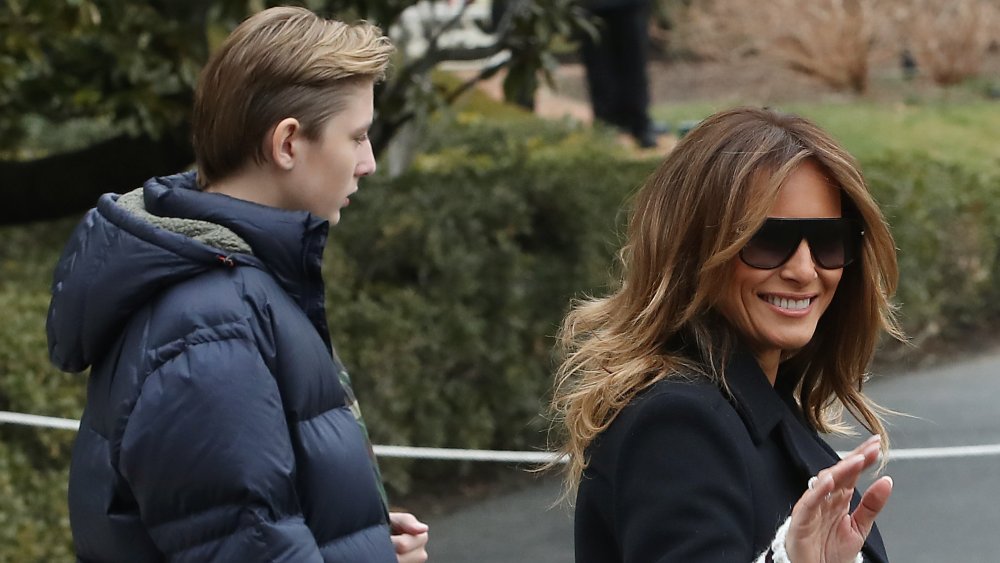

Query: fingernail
(852, 454), (866, 464)
(866, 434), (881, 444)
(885, 476), (894, 487)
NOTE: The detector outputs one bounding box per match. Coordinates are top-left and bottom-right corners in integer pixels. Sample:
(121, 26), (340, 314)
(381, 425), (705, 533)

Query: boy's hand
(390, 512), (429, 563)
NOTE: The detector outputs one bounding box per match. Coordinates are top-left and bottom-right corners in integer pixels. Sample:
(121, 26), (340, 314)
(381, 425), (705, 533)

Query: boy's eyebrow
(352, 121), (373, 135)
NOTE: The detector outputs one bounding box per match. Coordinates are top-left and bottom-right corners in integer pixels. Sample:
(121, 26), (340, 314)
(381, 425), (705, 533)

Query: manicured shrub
(325, 116), (650, 492)
(865, 153), (1000, 348)
(0, 218), (80, 559)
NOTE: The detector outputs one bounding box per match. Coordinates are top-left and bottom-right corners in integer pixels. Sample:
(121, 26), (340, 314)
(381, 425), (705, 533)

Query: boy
(47, 7), (428, 562)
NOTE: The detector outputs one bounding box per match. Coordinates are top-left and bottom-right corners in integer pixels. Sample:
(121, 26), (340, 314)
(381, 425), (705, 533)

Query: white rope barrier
(882, 443), (1000, 460)
(3, 410), (1000, 463)
(0, 411), (564, 463)
(0, 411), (80, 431)
(374, 445), (565, 464)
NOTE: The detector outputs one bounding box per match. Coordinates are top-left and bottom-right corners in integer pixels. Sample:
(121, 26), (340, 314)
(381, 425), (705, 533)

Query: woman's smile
(760, 293), (816, 315)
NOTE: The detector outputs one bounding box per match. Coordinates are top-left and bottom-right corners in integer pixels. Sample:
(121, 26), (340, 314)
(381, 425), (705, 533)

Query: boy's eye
(355, 132), (369, 144)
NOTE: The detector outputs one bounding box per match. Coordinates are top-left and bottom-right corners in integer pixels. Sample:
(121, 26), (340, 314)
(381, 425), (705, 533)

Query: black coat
(574, 349), (888, 562)
(47, 172), (395, 562)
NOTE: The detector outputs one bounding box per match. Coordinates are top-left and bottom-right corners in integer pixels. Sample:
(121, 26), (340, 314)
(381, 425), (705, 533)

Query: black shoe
(631, 120), (670, 148)
(633, 128), (659, 148)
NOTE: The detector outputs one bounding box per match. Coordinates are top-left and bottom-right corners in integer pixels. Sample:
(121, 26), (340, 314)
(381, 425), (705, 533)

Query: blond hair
(192, 6), (394, 186)
(549, 107), (904, 498)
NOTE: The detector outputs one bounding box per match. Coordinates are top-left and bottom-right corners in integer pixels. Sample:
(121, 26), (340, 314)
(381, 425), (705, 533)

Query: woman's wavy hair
(548, 107), (904, 498)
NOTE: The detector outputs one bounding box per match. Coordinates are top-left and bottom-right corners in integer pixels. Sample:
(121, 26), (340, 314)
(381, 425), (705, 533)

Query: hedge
(866, 154), (1000, 347)
(1, 113), (998, 559)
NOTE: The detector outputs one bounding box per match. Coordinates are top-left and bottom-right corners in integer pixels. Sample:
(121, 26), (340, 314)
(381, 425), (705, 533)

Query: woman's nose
(779, 239), (819, 282)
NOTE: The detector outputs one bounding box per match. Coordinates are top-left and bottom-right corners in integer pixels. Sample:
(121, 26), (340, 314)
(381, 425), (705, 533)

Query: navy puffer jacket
(47, 172), (395, 562)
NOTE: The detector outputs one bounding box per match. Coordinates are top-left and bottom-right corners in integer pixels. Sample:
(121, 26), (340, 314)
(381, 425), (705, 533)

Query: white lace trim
(753, 517), (864, 563)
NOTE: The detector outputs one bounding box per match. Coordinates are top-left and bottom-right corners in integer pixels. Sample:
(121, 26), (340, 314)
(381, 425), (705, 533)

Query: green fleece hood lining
(116, 188), (253, 256)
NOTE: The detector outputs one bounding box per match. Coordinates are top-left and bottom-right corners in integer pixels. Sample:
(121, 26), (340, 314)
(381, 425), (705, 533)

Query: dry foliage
(669, 0), (897, 93)
(894, 0), (1000, 85)
(664, 0), (760, 61)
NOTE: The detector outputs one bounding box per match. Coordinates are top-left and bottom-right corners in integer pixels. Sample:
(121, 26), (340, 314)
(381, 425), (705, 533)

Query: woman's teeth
(765, 295), (811, 310)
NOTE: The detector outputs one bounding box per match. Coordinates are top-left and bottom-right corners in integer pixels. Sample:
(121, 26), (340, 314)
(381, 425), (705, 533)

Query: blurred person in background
(550, 107), (900, 562)
(579, 0), (666, 148)
(46, 7), (428, 562)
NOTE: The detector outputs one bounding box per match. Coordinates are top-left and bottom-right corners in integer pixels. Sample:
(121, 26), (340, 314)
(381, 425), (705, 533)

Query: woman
(549, 107), (902, 562)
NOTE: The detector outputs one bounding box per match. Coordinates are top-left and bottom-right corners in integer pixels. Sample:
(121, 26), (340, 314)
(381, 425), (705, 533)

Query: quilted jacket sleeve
(118, 329), (322, 562)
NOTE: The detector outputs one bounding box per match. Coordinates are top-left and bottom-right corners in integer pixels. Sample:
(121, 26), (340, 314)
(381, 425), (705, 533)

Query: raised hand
(785, 435), (893, 563)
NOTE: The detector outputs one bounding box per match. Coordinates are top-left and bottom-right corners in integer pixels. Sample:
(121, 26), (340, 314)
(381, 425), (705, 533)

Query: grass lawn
(652, 100), (1000, 175)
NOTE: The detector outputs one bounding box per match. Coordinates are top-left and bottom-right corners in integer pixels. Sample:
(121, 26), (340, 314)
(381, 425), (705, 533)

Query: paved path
(425, 352), (1000, 562)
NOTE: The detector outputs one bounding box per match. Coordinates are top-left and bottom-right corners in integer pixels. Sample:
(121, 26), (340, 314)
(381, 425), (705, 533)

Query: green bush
(0, 219), (80, 561)
(325, 116), (650, 492)
(865, 153), (1000, 347)
(1, 113), (998, 559)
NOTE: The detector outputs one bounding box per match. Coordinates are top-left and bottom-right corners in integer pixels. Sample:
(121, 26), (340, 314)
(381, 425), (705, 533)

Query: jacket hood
(47, 171), (329, 373)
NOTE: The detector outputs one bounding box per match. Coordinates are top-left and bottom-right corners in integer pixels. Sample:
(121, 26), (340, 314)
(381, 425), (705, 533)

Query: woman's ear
(268, 117), (301, 170)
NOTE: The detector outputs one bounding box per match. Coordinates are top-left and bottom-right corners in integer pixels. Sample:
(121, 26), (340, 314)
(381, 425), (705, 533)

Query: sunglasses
(739, 218), (863, 270)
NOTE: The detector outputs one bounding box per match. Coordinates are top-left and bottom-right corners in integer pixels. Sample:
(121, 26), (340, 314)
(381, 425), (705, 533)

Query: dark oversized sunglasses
(739, 218), (863, 270)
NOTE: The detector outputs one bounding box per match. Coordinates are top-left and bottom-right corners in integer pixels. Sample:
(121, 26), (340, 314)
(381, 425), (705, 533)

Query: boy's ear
(269, 117), (302, 170)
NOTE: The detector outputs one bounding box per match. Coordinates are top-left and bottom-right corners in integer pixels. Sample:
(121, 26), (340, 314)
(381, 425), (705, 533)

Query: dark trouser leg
(579, 13), (622, 127)
(603, 3), (652, 137)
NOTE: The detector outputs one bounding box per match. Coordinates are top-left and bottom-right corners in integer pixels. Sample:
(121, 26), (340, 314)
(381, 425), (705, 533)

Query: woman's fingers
(846, 435), (882, 472)
(827, 454), (866, 496)
(851, 476), (894, 537)
(798, 440), (878, 515)
(830, 436), (882, 495)
(859, 435), (882, 468)
(846, 434), (881, 457)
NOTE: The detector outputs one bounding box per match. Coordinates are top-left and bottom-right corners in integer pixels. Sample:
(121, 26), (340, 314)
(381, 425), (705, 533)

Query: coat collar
(722, 345), (869, 489)
(721, 346), (786, 445)
(722, 345), (834, 476)
(142, 171), (332, 344)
